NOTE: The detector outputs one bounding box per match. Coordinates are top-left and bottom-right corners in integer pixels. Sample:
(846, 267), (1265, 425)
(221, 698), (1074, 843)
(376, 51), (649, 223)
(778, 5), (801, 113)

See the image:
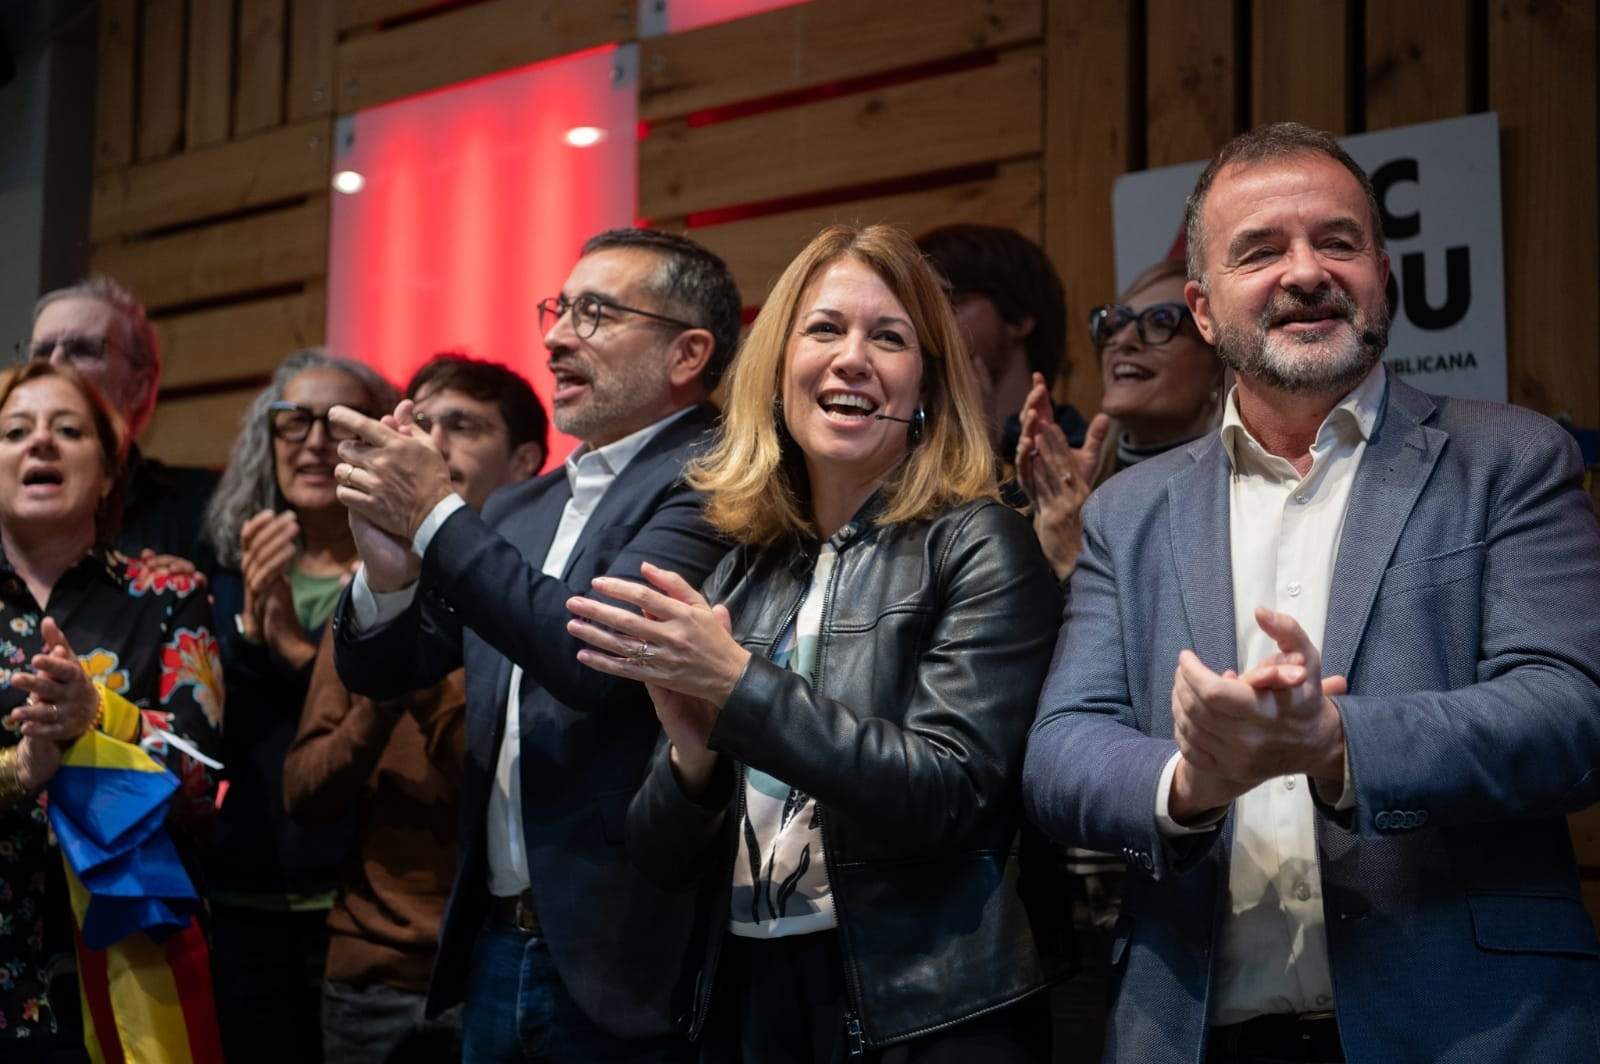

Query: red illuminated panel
(665, 0), (807, 33)
(327, 46), (638, 469)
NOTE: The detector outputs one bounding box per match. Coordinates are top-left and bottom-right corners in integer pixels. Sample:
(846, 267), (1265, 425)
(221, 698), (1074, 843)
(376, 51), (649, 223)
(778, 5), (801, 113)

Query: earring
(907, 406), (926, 446)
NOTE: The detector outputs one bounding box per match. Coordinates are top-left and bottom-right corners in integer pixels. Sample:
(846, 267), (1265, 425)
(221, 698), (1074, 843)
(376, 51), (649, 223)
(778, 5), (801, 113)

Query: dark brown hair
(406, 353), (549, 459)
(0, 360), (129, 542)
(917, 224), (1068, 384)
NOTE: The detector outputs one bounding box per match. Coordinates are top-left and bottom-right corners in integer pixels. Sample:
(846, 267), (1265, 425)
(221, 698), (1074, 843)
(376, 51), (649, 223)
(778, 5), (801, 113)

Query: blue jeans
(462, 926), (693, 1064)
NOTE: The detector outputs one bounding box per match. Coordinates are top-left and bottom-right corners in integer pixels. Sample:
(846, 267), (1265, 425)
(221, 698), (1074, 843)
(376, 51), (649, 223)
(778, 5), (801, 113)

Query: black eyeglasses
(412, 409), (501, 443)
(25, 335), (113, 364)
(536, 293), (697, 340)
(267, 401), (372, 443)
(1088, 302), (1193, 350)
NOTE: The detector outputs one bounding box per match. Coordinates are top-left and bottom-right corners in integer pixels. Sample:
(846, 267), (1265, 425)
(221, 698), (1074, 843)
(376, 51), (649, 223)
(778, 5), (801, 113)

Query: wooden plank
(688, 162), (1043, 305)
(334, 0), (459, 33)
(235, 0), (288, 136)
(95, 0), (138, 172)
(156, 286), (328, 390)
(142, 388), (259, 466)
(1145, 0), (1236, 167)
(1365, 0), (1470, 130)
(186, 0), (237, 148)
(92, 118), (332, 241)
(1043, 0), (1129, 418)
(1252, 0), (1347, 132)
(91, 198), (329, 312)
(1489, 0), (1598, 423)
(138, 0), (187, 160)
(640, 0), (1041, 121)
(336, 0), (634, 113)
(287, 0), (336, 120)
(640, 49), (1044, 220)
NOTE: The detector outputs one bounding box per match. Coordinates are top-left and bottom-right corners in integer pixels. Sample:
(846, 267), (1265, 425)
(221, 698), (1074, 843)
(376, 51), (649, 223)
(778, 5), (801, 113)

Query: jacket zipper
(810, 545), (871, 1053)
(689, 579), (810, 1040)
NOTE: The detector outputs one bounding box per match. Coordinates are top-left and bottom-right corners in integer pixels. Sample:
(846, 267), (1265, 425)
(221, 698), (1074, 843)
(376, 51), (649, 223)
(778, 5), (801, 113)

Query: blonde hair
(690, 224), (996, 546)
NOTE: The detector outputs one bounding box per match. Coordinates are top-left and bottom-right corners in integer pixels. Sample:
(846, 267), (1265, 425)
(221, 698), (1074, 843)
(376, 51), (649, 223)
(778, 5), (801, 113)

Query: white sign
(1112, 113), (1507, 403)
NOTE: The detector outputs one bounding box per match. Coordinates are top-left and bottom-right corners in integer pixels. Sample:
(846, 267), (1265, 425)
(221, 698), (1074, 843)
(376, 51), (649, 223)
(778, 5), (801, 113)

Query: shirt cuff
(1155, 751), (1227, 838)
(414, 493), (468, 556)
(1313, 741), (1356, 811)
(350, 567), (417, 632)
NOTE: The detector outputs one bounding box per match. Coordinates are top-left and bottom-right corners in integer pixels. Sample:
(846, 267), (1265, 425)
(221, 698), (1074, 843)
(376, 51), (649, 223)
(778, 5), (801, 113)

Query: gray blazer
(1024, 373), (1600, 1062)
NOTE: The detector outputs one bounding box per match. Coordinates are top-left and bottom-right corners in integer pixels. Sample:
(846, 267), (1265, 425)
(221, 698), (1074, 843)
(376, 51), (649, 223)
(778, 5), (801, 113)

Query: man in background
(30, 274), (218, 561)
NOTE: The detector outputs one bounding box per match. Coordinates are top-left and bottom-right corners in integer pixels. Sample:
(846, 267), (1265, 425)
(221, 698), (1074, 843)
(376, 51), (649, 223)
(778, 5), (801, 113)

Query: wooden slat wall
(1043, 0), (1129, 421)
(640, 0), (1047, 326)
(89, 0), (339, 468)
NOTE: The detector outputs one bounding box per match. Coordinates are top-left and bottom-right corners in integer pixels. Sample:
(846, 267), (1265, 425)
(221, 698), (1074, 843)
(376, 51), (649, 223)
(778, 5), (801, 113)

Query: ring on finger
(631, 639), (656, 661)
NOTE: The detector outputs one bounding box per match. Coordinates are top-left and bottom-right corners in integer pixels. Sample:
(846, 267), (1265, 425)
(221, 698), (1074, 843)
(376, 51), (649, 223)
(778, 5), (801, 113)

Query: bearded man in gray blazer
(1023, 123), (1600, 1063)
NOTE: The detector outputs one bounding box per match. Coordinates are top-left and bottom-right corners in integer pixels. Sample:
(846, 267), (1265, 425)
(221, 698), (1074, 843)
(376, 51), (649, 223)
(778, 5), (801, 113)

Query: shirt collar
(1221, 362), (1386, 473)
(564, 406), (696, 490)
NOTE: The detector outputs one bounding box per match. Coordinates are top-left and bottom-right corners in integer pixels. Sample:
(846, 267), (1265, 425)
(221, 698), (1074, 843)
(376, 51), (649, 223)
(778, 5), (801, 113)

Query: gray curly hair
(202, 348), (398, 568)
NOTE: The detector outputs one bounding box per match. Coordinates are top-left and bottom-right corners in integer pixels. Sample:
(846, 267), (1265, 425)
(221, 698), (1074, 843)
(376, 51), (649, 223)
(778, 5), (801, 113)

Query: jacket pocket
(1468, 891), (1600, 957)
(1378, 541), (1484, 599)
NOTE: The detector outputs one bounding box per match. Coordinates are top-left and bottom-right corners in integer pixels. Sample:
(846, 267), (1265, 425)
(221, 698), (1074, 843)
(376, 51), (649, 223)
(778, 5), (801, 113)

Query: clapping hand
(9, 618), (99, 744)
(1015, 372), (1111, 580)
(1167, 608), (1349, 823)
(566, 563), (751, 793)
(239, 509), (317, 667)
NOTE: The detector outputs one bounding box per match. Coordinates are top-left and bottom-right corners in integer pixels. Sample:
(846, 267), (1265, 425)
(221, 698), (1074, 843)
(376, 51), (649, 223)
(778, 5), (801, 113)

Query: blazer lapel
(1321, 376), (1446, 681)
(1169, 434), (1239, 673)
(559, 405), (714, 581)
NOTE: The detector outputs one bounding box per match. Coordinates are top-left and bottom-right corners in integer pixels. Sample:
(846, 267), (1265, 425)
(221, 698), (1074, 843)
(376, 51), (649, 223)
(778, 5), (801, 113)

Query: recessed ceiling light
(332, 170), (366, 194)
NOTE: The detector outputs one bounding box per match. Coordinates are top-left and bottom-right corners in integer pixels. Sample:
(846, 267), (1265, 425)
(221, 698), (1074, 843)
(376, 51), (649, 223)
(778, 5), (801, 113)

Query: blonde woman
(566, 225), (1068, 1062)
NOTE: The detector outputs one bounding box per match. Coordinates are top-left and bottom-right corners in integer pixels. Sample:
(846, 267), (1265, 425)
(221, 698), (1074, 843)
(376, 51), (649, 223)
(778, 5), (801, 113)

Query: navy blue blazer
(1024, 374), (1600, 1062)
(333, 405), (728, 1037)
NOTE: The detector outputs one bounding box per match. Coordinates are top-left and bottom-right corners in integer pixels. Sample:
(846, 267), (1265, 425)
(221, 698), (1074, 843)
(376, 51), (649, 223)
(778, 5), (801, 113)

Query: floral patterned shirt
(0, 545), (223, 1047)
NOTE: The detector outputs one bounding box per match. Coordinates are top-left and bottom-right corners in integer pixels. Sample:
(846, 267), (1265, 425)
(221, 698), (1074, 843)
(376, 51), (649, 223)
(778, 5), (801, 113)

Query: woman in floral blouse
(0, 360), (223, 1060)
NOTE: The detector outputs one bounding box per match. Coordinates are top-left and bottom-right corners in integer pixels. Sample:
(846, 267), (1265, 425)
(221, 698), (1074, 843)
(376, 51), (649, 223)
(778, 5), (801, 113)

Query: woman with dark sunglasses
(1015, 257), (1226, 582)
(199, 348), (397, 1064)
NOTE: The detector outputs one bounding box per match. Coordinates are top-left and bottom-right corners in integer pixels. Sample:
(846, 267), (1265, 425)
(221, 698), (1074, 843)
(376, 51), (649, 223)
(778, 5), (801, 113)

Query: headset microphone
(873, 412), (914, 424)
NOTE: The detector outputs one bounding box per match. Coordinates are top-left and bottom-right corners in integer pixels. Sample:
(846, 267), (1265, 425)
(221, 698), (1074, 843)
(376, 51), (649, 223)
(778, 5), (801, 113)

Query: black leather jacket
(627, 495), (1072, 1050)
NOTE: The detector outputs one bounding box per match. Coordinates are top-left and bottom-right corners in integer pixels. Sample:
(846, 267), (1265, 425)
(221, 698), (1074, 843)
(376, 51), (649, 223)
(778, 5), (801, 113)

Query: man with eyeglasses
(284, 353), (547, 1063)
(329, 229), (741, 1062)
(29, 275), (219, 563)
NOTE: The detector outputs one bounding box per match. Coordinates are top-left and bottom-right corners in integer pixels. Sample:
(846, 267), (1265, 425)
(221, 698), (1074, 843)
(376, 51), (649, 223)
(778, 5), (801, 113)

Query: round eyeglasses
(1088, 302), (1193, 350)
(536, 293), (697, 340)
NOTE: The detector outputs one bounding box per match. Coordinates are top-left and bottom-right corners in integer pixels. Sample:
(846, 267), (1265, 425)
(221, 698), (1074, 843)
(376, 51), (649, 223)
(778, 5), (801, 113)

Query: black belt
(1208, 1013), (1344, 1062)
(488, 890), (541, 935)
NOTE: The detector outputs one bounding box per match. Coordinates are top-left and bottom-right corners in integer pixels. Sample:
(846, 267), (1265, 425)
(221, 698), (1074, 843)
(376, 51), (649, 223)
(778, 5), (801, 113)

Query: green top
(289, 564), (346, 632)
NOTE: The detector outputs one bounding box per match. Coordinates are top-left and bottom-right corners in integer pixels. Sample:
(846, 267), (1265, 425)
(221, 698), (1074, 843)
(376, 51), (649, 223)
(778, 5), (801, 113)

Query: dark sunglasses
(267, 401), (373, 443)
(1088, 302), (1193, 350)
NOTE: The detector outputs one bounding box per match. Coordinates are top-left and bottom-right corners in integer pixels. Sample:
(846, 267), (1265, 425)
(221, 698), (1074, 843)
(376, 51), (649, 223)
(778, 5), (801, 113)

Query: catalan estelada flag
(47, 687), (223, 1063)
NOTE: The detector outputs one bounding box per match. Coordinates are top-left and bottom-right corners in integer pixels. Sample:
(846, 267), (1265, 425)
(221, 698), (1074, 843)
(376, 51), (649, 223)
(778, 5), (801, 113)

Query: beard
(1212, 285), (1389, 397)
(550, 347), (674, 442)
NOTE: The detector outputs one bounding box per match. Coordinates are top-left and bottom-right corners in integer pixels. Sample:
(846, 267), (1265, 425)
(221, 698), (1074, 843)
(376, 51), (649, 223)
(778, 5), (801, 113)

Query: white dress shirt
(349, 407), (695, 898)
(1155, 363), (1385, 1025)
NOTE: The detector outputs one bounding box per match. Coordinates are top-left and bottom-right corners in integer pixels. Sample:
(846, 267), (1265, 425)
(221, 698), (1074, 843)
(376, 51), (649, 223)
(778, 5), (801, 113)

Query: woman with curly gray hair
(200, 348), (397, 1064)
